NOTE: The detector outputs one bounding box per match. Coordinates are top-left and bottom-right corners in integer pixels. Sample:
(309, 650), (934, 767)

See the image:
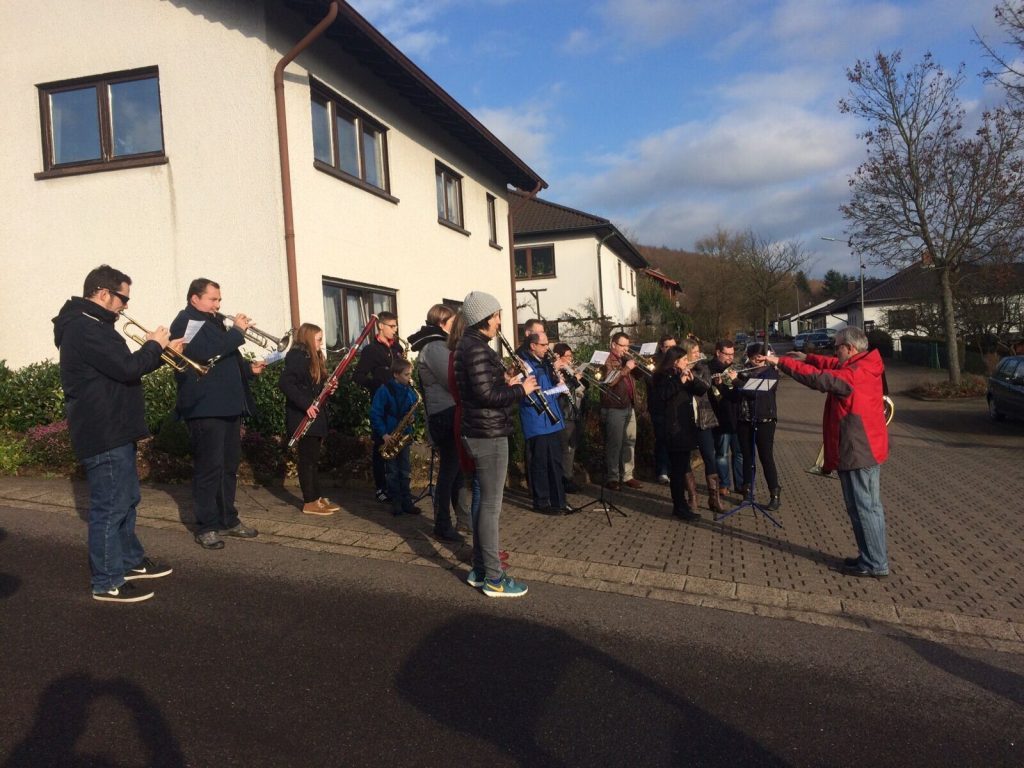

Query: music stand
(573, 402), (628, 527)
(715, 378), (783, 528)
(413, 446), (437, 504)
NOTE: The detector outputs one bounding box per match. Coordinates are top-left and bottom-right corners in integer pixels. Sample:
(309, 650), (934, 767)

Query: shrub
(0, 360), (65, 432)
(0, 431), (27, 475)
(143, 365), (179, 434)
(245, 361), (287, 438)
(908, 373), (988, 399)
(151, 413), (191, 457)
(867, 329), (894, 358)
(23, 420), (77, 470)
(240, 428), (286, 483)
(327, 376), (372, 437)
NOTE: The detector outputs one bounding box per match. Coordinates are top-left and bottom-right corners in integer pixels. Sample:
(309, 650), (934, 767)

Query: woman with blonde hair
(279, 323), (338, 515)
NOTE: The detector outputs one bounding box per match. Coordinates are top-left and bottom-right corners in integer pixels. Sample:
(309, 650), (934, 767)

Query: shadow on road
(895, 635), (1024, 708)
(0, 528), (21, 600)
(396, 615), (791, 767)
(3, 673), (185, 768)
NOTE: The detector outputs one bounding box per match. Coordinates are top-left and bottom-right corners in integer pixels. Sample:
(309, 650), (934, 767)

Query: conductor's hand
(250, 361), (267, 375)
(521, 375), (540, 395)
(306, 404), (320, 419)
(765, 354), (780, 366)
(233, 313), (251, 332)
(146, 326), (171, 349)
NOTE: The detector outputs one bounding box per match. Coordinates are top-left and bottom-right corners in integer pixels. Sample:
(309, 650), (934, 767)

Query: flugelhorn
(120, 312), (210, 377)
(216, 312), (293, 354)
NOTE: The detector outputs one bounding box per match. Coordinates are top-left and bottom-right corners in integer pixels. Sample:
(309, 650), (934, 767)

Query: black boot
(673, 504), (701, 522)
(768, 488), (781, 511)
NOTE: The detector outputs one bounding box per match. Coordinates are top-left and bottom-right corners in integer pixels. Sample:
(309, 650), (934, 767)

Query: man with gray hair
(767, 327), (891, 577)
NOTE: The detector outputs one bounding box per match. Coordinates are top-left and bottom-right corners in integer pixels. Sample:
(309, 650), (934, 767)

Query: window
(629, 270), (635, 296)
(36, 67), (165, 178)
(322, 280), (396, 354)
(486, 194), (500, 248)
(435, 162), (465, 231)
(514, 245), (555, 279)
(617, 260), (623, 289)
(311, 81), (391, 197)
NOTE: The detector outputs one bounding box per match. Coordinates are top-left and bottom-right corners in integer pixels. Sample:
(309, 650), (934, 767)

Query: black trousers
(296, 434), (322, 504)
(737, 420), (779, 491)
(527, 432), (565, 510)
(668, 450), (694, 513)
(186, 416), (242, 534)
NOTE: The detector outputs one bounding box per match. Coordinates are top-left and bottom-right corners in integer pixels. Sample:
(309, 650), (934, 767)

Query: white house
(1, 0), (544, 367)
(510, 194), (647, 339)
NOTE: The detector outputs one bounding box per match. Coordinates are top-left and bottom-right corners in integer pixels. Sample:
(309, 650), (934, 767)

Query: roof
(830, 261), (1024, 310)
(282, 1), (545, 191)
(643, 268), (681, 290)
(509, 192), (648, 269)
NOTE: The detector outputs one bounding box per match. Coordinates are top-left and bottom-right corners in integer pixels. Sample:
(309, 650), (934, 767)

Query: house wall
(1, 0), (516, 368)
(513, 232), (638, 335)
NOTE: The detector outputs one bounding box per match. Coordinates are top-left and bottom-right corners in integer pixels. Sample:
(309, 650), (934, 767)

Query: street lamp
(820, 237), (865, 327)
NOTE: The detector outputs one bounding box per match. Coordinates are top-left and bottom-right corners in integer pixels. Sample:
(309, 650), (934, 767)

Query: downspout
(274, 1), (340, 331)
(596, 230), (615, 329)
(506, 182), (543, 324)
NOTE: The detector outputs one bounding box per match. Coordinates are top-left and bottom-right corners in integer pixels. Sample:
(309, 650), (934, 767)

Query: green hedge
(0, 360), (65, 432)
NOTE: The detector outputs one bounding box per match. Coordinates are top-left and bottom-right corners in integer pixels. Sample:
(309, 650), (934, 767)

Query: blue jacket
(370, 380), (418, 437)
(518, 354), (564, 439)
(169, 305), (256, 420)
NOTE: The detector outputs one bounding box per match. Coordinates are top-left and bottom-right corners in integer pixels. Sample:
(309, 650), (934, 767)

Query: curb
(12, 493), (1022, 655)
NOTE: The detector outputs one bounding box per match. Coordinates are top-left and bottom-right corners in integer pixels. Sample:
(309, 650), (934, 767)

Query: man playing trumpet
(171, 278), (264, 550)
(601, 332), (642, 490)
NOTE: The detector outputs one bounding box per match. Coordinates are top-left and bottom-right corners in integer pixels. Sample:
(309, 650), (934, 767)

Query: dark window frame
(435, 161), (467, 233)
(486, 193), (501, 249)
(311, 79), (395, 201)
(35, 66), (167, 180)
(321, 278), (397, 354)
(514, 245), (556, 280)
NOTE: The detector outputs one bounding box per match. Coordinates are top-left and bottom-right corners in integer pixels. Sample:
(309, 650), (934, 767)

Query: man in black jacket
(53, 265), (177, 603)
(170, 278), (264, 550)
(708, 340), (743, 495)
(353, 311), (405, 503)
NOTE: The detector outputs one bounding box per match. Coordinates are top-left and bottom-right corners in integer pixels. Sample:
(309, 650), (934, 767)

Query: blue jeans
(82, 443), (145, 593)
(714, 430), (743, 490)
(386, 444), (413, 513)
(839, 465), (889, 574)
(462, 436), (507, 581)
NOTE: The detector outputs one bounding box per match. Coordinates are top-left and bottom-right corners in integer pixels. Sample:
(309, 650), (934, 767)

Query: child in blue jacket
(370, 359), (421, 516)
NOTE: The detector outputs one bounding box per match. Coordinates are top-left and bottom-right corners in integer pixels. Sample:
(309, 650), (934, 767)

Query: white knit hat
(461, 291), (502, 326)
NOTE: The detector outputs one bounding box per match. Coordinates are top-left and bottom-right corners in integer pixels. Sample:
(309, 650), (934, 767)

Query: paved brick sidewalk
(2, 361), (1022, 653)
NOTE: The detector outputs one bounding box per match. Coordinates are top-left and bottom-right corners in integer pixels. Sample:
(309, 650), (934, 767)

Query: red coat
(776, 350), (889, 472)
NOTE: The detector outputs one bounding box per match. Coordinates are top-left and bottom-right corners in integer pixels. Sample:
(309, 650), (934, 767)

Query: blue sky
(349, 0), (1010, 277)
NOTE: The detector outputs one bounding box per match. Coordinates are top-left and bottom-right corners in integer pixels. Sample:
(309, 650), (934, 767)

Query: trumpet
(120, 312), (210, 377)
(216, 312), (293, 354)
(621, 352), (655, 378)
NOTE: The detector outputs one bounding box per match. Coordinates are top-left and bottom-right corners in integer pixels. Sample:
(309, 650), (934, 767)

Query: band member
(768, 327), (890, 577)
(171, 278), (264, 550)
(54, 265), (176, 602)
(353, 311), (405, 504)
(408, 304), (465, 542)
(516, 318), (545, 359)
(652, 335), (678, 484)
(708, 340), (743, 496)
(454, 292), (538, 597)
(370, 358), (421, 517)
(681, 338), (723, 514)
(736, 343), (781, 511)
(651, 347), (707, 521)
(519, 331), (570, 514)
(278, 323), (339, 516)
(601, 332), (642, 490)
(553, 342), (586, 493)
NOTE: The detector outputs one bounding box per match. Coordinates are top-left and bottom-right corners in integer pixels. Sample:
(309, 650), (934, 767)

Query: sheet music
(544, 383), (569, 396)
(741, 378), (776, 391)
(183, 319), (206, 343)
(639, 342), (657, 356)
(589, 350), (610, 365)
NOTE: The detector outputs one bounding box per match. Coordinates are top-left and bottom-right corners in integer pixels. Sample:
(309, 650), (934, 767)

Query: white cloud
(473, 101), (557, 178)
(560, 28), (597, 56)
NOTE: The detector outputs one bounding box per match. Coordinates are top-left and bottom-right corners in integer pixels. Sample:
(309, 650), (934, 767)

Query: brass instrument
(120, 312), (210, 377)
(379, 388), (423, 459)
(216, 312), (293, 354)
(807, 395), (896, 478)
(622, 352), (656, 377)
(496, 331), (560, 424)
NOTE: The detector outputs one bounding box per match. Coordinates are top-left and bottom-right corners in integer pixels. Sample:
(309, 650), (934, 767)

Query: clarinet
(496, 332), (560, 425)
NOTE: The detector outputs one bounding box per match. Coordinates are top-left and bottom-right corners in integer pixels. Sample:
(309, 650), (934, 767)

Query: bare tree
(729, 231), (808, 338)
(978, 1), (1024, 107)
(692, 228), (745, 339)
(839, 51), (1024, 385)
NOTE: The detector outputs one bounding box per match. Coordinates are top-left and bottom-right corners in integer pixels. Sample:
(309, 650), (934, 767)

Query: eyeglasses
(382, 323), (398, 329)
(534, 342), (550, 347)
(110, 290), (129, 304)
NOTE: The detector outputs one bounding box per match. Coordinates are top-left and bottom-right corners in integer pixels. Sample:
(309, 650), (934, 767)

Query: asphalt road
(1, 505), (1021, 768)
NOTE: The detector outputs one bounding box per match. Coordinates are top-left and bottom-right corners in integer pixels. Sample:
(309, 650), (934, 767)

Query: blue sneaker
(482, 574), (528, 598)
(466, 568), (486, 588)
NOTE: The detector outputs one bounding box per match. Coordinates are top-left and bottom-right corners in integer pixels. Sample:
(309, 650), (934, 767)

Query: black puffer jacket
(53, 297), (164, 460)
(454, 329), (525, 438)
(651, 370), (708, 453)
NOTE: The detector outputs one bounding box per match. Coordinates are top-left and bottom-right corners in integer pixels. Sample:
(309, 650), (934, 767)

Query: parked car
(792, 332), (811, 351)
(734, 332), (749, 347)
(987, 355), (1024, 421)
(795, 332), (834, 352)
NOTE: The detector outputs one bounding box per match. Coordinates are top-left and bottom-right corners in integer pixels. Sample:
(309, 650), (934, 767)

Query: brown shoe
(303, 501), (334, 516)
(319, 497), (341, 512)
(605, 481), (621, 491)
(623, 478), (643, 489)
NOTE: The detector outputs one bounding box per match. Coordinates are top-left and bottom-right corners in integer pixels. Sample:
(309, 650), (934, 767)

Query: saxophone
(379, 388), (423, 459)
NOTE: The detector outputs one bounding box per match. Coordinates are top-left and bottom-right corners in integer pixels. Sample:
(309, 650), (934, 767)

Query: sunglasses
(110, 290), (130, 304)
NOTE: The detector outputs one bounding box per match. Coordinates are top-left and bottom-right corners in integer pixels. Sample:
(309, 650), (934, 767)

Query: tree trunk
(939, 267), (961, 386)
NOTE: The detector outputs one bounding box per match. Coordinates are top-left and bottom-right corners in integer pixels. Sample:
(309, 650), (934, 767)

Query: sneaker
(195, 530), (225, 550)
(303, 501), (334, 516)
(466, 568), (486, 588)
(93, 582), (154, 603)
(623, 478), (643, 489)
(482, 573), (528, 598)
(124, 557), (172, 580)
(224, 522), (258, 538)
(657, 474), (671, 485)
(375, 489), (390, 504)
(319, 497), (341, 512)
